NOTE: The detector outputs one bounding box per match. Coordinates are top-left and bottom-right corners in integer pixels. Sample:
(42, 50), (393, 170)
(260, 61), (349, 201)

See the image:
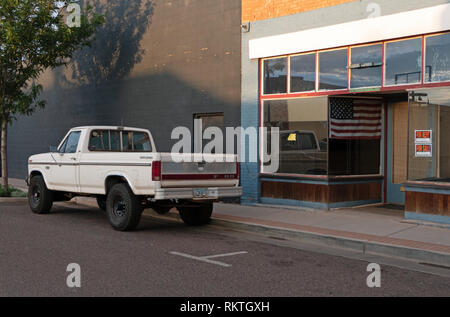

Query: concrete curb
(150, 211), (450, 268)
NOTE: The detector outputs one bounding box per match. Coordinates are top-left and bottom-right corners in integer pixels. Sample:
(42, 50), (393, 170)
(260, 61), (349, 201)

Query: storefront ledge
(405, 212), (450, 226)
(260, 197), (382, 210)
(260, 174), (383, 185)
(403, 183), (450, 195)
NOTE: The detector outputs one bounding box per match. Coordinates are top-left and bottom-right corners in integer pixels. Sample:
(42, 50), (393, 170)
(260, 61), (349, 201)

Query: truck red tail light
(152, 161), (162, 181)
(236, 162), (240, 179)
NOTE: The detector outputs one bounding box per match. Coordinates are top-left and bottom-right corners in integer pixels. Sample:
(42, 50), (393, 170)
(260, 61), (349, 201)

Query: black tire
(178, 202), (213, 226)
(106, 183), (143, 231)
(28, 175), (53, 214)
(96, 196), (107, 211)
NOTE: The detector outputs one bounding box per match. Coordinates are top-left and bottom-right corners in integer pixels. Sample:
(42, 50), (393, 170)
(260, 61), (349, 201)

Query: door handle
(70, 157), (77, 161)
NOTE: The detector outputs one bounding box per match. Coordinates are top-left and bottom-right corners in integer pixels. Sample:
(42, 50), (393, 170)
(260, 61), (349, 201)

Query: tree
(0, 0), (104, 195)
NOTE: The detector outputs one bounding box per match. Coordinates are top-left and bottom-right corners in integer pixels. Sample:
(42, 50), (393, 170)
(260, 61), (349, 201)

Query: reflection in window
(385, 38), (422, 85)
(408, 88), (450, 182)
(290, 53), (316, 92)
(263, 58), (287, 94)
(318, 49), (348, 90)
(263, 97), (328, 175)
(350, 44), (382, 88)
(425, 33), (450, 83)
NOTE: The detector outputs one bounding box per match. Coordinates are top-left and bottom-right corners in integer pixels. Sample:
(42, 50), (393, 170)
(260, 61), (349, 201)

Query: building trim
(249, 4), (450, 59)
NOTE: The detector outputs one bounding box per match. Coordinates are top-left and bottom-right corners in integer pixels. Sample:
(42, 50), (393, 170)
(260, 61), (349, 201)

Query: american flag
(329, 98), (382, 140)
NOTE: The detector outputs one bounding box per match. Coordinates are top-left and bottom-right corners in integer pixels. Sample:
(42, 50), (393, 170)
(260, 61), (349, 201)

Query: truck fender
(104, 173), (137, 195)
(28, 168), (50, 188)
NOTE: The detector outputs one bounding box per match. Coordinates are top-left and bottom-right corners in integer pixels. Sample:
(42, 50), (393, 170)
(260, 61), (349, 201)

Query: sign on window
(414, 130), (432, 157)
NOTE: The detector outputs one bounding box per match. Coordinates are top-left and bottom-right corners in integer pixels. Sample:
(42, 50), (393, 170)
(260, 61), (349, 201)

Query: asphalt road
(0, 200), (449, 297)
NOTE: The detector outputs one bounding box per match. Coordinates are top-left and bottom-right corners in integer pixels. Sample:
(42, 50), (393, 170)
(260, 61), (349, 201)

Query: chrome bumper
(154, 186), (242, 200)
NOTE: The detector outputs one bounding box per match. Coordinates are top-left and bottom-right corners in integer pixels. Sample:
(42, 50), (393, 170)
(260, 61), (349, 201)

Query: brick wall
(242, 0), (356, 22)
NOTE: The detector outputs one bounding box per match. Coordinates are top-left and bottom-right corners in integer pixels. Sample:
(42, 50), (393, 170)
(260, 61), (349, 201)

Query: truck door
(51, 130), (82, 193)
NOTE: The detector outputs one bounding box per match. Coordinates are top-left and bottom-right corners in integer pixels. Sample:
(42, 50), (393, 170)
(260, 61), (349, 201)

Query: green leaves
(0, 0), (104, 121)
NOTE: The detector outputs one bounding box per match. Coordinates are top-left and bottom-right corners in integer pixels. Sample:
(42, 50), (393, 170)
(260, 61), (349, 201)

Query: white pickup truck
(27, 126), (242, 231)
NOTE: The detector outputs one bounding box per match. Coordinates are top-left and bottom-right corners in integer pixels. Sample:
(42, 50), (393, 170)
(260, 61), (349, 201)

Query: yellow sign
(287, 133), (296, 142)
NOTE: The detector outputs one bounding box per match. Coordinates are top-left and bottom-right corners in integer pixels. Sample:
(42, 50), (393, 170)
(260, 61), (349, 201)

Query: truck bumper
(154, 186), (242, 200)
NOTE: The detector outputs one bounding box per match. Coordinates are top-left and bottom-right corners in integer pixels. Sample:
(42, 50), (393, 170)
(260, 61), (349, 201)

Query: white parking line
(170, 251), (248, 267)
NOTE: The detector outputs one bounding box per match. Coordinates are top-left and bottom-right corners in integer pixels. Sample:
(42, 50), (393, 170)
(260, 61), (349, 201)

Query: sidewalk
(209, 203), (450, 266)
(7, 177), (450, 266)
(7, 178), (28, 192)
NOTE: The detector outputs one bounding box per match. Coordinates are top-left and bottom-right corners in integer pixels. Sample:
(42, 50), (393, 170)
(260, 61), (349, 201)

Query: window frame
(317, 47), (349, 93)
(88, 129), (153, 153)
(261, 56), (289, 96)
(260, 96), (330, 178)
(288, 51), (317, 94)
(260, 31), (450, 101)
(383, 36), (423, 88)
(349, 42), (384, 90)
(423, 32), (450, 85)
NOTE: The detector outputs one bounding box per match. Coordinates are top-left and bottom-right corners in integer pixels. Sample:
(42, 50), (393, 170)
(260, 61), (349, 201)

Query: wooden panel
(392, 102), (408, 184)
(328, 182), (382, 203)
(261, 181), (382, 203)
(261, 181), (328, 203)
(405, 191), (450, 216)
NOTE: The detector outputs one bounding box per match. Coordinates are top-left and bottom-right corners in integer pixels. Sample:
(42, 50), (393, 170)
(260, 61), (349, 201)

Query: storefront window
(350, 44), (382, 88)
(408, 87), (450, 182)
(263, 97), (328, 175)
(385, 38), (422, 86)
(263, 57), (287, 94)
(290, 53), (316, 92)
(318, 49), (348, 90)
(425, 33), (450, 83)
(328, 97), (382, 175)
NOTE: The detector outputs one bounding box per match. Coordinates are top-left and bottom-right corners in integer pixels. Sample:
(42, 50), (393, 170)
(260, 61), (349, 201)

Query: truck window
(122, 131), (133, 151)
(89, 130), (109, 151)
(298, 133), (317, 150)
(133, 132), (152, 152)
(62, 131), (81, 154)
(110, 131), (121, 151)
(88, 130), (152, 152)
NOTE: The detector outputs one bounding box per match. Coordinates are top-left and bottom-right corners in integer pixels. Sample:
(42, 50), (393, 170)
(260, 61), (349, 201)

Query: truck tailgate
(157, 153), (239, 188)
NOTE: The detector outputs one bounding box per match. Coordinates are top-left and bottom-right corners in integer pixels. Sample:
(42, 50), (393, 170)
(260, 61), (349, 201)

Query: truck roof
(71, 126), (150, 132)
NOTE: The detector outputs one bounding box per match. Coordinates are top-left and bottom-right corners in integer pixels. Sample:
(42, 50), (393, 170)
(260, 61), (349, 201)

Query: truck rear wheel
(106, 183), (143, 231)
(28, 175), (53, 214)
(178, 203), (213, 226)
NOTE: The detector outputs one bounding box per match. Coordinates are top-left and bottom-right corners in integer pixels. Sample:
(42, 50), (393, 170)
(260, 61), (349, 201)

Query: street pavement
(0, 200), (449, 297)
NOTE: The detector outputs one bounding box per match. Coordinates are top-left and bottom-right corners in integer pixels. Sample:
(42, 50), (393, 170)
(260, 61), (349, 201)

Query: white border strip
(249, 4), (450, 59)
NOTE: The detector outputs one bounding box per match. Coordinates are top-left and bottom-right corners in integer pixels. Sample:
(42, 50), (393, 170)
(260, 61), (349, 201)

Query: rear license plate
(193, 188), (218, 199)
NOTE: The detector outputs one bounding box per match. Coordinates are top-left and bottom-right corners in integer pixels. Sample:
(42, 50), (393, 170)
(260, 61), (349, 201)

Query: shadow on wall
(65, 0), (154, 86)
(7, 71), (241, 179)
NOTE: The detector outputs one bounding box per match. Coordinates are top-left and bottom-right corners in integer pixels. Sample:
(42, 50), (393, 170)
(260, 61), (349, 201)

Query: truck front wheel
(106, 183), (143, 231)
(178, 203), (213, 226)
(28, 175), (53, 214)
